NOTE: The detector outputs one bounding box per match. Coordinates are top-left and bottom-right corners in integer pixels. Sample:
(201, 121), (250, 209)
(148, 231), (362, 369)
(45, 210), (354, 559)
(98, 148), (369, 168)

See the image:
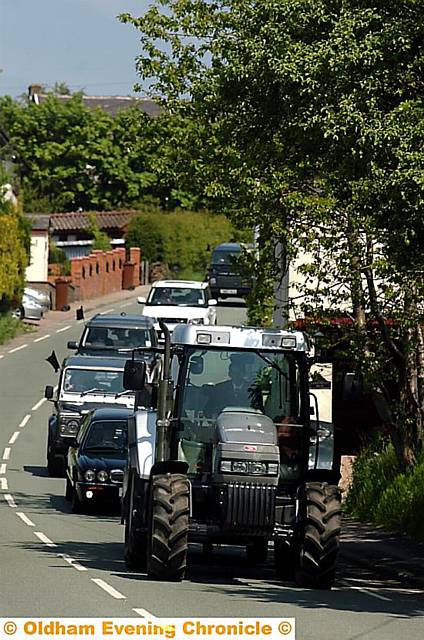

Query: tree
(120, 0), (424, 464)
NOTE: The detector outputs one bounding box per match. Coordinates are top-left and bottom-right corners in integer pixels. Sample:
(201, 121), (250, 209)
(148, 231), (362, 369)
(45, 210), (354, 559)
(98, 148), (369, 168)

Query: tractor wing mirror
(123, 360), (146, 390)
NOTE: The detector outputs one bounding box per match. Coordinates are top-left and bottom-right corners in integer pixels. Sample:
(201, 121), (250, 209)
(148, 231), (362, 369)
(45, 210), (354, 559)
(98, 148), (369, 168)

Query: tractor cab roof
(171, 324), (308, 352)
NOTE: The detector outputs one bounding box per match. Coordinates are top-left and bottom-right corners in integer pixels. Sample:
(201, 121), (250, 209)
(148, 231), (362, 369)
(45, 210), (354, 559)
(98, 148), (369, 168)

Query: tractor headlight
(97, 470), (108, 482)
(84, 470), (96, 482)
(220, 460), (232, 473)
(267, 463), (279, 475)
(191, 318), (204, 325)
(249, 462), (267, 475)
(209, 277), (217, 285)
(232, 461), (249, 474)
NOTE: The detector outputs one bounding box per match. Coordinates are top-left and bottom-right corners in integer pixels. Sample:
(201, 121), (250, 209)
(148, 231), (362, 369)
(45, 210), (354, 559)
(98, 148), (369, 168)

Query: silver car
(13, 293), (44, 321)
(25, 287), (51, 311)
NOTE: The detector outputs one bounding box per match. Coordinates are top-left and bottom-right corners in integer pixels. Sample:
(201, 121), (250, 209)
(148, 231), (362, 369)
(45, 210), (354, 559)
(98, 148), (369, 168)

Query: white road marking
(133, 608), (156, 619)
(119, 302), (132, 309)
(8, 344), (28, 353)
(56, 325), (71, 334)
(31, 397), (46, 411)
(34, 334), (50, 343)
(58, 553), (87, 572)
(341, 579), (392, 602)
(16, 512), (35, 527)
(0, 464), (6, 474)
(34, 531), (57, 547)
(4, 494), (17, 508)
(0, 355), (4, 359)
(0, 477), (8, 490)
(2, 447), (11, 460)
(8, 431), (20, 444)
(91, 578), (126, 599)
(19, 414), (31, 428)
(102, 308), (115, 314)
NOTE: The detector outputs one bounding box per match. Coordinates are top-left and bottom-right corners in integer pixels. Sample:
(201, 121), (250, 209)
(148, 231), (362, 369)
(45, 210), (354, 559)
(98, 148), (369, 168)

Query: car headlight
(220, 460), (279, 475)
(97, 470), (108, 482)
(59, 418), (80, 436)
(84, 470), (96, 482)
(191, 318), (204, 325)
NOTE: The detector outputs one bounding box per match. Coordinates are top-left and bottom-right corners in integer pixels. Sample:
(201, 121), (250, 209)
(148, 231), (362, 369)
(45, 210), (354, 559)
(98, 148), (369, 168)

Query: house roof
(26, 214), (50, 231)
(50, 211), (138, 232)
(28, 85), (161, 118)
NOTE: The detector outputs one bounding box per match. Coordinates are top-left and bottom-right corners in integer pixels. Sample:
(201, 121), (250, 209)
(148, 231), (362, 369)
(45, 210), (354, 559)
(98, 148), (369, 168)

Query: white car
(138, 280), (217, 340)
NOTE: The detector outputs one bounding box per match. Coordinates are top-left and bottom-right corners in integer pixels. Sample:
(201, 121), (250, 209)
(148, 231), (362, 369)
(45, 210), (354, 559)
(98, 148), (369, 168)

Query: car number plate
(221, 289), (237, 294)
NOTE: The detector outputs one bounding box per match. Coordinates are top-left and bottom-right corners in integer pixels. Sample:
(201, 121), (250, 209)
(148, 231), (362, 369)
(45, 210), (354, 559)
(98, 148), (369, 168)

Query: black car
(67, 313), (158, 357)
(206, 242), (254, 299)
(65, 407), (132, 513)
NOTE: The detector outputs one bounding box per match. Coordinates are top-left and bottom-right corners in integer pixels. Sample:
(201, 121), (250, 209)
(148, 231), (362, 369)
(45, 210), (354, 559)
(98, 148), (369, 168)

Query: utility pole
(272, 240), (289, 329)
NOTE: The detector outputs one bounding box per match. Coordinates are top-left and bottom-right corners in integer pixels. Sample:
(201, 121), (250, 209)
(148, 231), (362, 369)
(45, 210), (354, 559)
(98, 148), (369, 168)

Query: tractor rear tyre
(147, 473), (189, 581)
(124, 474), (147, 570)
(295, 482), (341, 589)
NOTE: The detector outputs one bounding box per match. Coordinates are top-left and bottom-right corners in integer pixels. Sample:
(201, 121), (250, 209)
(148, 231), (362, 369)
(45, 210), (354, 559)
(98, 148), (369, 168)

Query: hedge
(126, 208), (249, 280)
(345, 442), (424, 541)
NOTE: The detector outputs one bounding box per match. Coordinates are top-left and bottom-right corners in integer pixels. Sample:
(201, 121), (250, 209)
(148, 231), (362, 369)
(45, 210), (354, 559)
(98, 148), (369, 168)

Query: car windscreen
(211, 250), (240, 265)
(61, 368), (125, 395)
(83, 420), (127, 453)
(83, 327), (152, 349)
(147, 287), (206, 307)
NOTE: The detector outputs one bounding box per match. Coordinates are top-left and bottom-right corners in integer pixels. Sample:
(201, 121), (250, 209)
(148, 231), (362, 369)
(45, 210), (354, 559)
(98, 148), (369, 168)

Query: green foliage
(126, 208), (243, 278)
(0, 313), (35, 345)
(48, 242), (66, 264)
(86, 213), (112, 251)
(0, 170), (30, 309)
(121, 0), (424, 462)
(346, 443), (424, 540)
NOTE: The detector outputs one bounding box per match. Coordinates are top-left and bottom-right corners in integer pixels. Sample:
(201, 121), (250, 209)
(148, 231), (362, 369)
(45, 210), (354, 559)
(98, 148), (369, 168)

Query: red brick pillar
(129, 247), (141, 287)
(71, 257), (83, 300)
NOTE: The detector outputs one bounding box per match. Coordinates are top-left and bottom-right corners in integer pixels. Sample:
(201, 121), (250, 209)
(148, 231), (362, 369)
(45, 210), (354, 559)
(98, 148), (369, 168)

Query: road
(0, 297), (423, 639)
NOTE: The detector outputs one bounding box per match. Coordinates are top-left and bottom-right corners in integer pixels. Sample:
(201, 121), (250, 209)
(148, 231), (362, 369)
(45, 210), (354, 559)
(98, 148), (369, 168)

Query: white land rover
(138, 280), (217, 341)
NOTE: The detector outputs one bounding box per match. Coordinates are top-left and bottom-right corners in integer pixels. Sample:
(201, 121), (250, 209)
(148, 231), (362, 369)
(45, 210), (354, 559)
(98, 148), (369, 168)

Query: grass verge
(0, 313), (36, 345)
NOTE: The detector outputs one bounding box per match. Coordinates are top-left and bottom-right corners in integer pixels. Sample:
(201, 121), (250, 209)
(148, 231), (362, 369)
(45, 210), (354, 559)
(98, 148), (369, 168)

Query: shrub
(345, 443), (424, 541)
(344, 442), (400, 521)
(126, 208), (248, 279)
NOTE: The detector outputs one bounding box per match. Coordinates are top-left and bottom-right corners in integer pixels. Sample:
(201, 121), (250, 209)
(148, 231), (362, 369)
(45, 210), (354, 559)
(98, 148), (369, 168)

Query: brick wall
(69, 247), (129, 301)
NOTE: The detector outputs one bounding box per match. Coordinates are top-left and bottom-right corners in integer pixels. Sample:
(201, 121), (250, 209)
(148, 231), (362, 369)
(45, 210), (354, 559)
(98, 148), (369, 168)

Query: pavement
(341, 516), (424, 589)
(39, 283), (151, 331)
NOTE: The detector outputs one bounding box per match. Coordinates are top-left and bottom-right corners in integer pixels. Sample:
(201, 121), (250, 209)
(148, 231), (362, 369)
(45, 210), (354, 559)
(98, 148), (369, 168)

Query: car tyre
(65, 477), (72, 501)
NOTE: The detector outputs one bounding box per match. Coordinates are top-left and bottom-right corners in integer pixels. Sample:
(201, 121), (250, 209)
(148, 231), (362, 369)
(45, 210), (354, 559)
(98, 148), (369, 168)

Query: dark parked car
(65, 407), (132, 513)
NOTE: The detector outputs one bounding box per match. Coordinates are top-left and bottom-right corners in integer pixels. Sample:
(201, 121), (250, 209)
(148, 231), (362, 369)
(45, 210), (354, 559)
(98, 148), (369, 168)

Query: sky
(0, 0), (151, 98)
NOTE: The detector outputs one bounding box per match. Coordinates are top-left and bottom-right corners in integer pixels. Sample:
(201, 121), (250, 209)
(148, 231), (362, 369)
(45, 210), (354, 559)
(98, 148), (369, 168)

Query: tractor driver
(203, 354), (256, 417)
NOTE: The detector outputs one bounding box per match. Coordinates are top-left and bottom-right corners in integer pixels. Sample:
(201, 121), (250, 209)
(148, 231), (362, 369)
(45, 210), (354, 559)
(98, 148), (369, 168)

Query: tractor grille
(225, 483), (276, 528)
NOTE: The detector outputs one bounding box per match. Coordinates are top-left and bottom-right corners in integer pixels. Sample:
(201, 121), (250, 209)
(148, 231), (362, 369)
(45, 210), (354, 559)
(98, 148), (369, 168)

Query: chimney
(28, 83), (43, 104)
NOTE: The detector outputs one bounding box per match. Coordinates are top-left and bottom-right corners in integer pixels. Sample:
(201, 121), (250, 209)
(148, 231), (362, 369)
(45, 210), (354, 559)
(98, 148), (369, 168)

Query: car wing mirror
(137, 296), (146, 304)
(67, 341), (78, 350)
(44, 385), (54, 400)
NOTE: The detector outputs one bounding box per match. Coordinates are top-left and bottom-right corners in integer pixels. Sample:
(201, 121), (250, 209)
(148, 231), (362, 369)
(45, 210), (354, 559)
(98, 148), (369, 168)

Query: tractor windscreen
(179, 348), (302, 443)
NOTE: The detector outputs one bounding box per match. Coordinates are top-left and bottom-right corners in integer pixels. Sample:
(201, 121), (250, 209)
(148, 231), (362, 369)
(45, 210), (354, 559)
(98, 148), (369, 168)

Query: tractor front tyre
(124, 475), (147, 571)
(147, 473), (189, 581)
(295, 483), (341, 589)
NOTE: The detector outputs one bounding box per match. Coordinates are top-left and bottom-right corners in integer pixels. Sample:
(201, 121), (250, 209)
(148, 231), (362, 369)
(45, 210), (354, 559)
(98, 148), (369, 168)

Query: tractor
(121, 322), (341, 587)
